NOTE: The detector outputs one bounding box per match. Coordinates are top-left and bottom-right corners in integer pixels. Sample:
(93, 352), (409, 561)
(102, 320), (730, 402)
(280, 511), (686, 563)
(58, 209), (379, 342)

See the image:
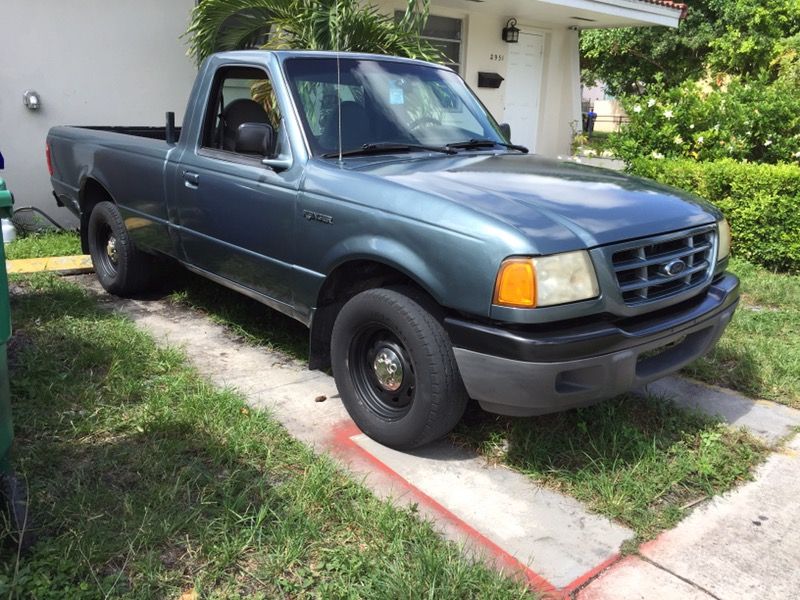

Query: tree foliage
(186, 0), (443, 64)
(587, 0), (800, 165)
(581, 0), (800, 96)
(580, 5), (716, 96)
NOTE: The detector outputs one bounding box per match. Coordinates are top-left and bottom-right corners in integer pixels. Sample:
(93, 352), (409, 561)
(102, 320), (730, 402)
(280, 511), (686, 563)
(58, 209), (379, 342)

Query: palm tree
(186, 0), (443, 64)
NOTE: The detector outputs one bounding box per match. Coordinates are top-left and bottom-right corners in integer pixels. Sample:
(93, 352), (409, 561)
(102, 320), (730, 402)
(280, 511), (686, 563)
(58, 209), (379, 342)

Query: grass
(451, 397), (765, 541)
(583, 131), (614, 153)
(574, 131), (616, 157)
(684, 258), (800, 407)
(0, 274), (532, 599)
(5, 231), (82, 260)
(168, 272), (308, 360)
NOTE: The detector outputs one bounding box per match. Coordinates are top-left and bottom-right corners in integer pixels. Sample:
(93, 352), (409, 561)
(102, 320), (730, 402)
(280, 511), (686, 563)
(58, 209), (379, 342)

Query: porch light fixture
(502, 18), (520, 43)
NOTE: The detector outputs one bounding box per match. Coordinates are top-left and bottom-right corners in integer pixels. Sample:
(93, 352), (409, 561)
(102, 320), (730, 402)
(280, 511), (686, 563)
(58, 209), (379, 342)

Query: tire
(331, 287), (468, 449)
(87, 201), (158, 296)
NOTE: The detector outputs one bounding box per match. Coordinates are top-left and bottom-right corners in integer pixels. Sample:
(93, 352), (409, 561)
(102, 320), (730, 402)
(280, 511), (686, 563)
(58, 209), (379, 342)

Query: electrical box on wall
(477, 72), (504, 89)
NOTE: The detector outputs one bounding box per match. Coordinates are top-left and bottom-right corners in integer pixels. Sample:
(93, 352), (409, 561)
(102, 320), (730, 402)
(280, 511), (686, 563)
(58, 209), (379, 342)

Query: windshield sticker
(389, 80), (405, 105)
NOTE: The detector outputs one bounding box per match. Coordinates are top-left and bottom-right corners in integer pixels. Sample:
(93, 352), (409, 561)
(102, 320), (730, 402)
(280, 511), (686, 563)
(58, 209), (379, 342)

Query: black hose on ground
(10, 206), (70, 233)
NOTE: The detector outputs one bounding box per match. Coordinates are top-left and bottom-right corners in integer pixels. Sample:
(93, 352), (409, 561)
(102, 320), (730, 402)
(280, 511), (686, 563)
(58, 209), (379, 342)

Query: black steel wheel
(331, 287), (468, 449)
(87, 201), (159, 296)
(350, 325), (417, 421)
(91, 217), (119, 283)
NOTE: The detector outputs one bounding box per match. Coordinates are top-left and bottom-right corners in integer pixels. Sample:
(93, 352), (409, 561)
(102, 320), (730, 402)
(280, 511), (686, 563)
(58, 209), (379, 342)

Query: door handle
(183, 171), (200, 188)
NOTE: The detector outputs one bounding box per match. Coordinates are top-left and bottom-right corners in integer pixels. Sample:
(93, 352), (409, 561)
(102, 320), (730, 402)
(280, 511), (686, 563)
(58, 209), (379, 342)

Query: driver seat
(220, 99), (271, 152)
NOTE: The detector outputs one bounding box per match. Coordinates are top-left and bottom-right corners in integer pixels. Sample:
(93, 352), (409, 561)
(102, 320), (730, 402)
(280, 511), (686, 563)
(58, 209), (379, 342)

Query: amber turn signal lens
(494, 259), (536, 307)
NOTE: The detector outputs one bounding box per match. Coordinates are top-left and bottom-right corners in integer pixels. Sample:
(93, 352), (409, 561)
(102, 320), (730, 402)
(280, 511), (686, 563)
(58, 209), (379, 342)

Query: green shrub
(610, 78), (800, 165)
(629, 158), (800, 272)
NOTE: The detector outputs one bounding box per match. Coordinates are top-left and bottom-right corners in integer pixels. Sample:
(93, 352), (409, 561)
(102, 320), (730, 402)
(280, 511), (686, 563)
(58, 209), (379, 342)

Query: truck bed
(74, 126), (181, 141)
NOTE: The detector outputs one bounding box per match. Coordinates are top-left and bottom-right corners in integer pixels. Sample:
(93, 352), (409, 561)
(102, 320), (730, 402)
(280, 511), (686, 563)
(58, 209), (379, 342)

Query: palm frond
(186, 0), (444, 63)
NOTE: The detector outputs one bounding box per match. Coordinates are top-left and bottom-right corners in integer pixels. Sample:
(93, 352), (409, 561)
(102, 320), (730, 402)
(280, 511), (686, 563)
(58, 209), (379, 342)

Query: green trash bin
(0, 177), (14, 473)
(0, 175), (30, 548)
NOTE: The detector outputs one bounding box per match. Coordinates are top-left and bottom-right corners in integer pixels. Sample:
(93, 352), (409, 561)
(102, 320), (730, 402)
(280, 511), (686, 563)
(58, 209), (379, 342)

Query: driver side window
(201, 66), (283, 158)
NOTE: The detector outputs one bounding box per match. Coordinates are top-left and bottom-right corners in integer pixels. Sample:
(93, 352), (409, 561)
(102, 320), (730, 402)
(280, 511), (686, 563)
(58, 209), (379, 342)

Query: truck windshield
(283, 57), (506, 157)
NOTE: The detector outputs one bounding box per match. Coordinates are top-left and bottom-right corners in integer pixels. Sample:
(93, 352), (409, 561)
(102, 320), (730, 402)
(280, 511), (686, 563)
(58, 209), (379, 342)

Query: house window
(395, 12), (463, 74)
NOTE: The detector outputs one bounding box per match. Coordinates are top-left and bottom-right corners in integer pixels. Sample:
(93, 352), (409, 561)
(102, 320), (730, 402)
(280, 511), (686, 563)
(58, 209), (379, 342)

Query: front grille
(611, 227), (716, 305)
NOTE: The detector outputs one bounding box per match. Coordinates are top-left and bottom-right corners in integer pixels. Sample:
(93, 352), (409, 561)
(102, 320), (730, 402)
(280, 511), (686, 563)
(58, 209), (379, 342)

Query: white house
(0, 0), (684, 227)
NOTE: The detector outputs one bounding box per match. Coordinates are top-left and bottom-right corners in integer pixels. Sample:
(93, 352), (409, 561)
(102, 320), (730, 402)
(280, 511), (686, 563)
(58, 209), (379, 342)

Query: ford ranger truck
(47, 51), (738, 449)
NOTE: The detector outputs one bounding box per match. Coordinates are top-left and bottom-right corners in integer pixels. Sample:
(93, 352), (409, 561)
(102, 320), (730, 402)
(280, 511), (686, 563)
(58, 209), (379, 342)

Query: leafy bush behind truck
(46, 51), (739, 449)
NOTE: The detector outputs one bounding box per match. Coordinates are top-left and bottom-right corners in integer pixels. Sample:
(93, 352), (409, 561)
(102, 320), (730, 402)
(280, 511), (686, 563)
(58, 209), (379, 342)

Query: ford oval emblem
(662, 259), (687, 277)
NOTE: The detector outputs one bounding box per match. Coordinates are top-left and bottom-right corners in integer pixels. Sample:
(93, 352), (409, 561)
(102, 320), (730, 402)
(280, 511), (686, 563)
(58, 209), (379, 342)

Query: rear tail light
(45, 143), (53, 176)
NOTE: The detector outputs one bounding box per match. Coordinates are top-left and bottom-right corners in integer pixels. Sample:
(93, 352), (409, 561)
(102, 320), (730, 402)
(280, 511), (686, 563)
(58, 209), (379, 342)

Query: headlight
(494, 250), (599, 308)
(717, 218), (731, 261)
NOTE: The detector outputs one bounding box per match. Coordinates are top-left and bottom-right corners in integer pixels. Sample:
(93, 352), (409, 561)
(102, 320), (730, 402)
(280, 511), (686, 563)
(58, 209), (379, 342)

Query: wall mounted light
(23, 90), (41, 110)
(502, 18), (520, 43)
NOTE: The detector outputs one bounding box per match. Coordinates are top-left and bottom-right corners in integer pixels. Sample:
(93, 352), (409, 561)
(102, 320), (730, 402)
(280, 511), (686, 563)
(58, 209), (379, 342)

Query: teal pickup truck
(47, 51), (738, 449)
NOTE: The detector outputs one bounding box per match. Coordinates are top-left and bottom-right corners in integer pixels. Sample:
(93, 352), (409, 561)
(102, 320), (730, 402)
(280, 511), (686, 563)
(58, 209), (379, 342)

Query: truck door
(173, 65), (298, 308)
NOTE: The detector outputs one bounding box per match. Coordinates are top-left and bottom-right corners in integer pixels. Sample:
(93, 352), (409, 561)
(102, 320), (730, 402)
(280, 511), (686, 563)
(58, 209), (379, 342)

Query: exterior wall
(592, 99), (628, 133)
(583, 83), (628, 133)
(0, 0), (197, 227)
(375, 1), (582, 157)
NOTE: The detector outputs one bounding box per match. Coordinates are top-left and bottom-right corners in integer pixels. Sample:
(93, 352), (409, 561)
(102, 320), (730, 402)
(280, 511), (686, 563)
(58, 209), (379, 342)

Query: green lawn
(0, 275), (532, 599)
(451, 397), (765, 542)
(685, 259), (800, 407)
(5, 231), (82, 260)
(169, 273), (308, 360)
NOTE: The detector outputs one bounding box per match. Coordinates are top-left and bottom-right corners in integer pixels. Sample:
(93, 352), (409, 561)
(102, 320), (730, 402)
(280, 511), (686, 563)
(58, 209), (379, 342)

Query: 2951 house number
(490, 53), (505, 61)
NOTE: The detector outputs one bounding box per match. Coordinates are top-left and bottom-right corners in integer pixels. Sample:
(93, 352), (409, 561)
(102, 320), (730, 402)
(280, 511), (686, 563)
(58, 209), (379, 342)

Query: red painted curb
(561, 553), (622, 594)
(328, 421), (571, 596)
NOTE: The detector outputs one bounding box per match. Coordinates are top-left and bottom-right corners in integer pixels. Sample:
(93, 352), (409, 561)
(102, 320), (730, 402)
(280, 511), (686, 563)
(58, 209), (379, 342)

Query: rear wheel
(87, 201), (159, 296)
(331, 287), (468, 449)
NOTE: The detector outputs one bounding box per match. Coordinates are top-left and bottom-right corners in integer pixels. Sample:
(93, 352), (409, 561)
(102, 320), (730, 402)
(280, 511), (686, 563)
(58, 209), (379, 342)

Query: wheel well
(78, 179), (114, 253)
(308, 260), (434, 371)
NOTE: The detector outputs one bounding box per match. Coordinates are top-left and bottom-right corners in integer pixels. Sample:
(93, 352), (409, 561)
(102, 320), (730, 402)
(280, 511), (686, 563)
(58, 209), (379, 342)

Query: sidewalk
(580, 434), (800, 599)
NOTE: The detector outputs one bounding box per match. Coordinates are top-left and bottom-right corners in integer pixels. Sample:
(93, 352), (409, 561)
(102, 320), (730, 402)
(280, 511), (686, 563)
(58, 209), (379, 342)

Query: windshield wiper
(321, 142), (457, 159)
(446, 139), (529, 153)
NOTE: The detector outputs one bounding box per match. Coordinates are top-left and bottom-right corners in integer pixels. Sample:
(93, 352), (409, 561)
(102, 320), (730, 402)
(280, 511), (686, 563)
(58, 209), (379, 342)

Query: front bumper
(446, 274), (739, 416)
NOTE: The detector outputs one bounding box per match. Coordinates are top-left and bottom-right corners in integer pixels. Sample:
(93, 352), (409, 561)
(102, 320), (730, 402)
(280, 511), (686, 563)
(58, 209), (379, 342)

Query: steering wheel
(408, 116), (442, 131)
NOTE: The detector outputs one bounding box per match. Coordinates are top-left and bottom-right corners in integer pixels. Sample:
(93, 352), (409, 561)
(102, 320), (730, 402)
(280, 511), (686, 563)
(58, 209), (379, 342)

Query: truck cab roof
(206, 49), (449, 70)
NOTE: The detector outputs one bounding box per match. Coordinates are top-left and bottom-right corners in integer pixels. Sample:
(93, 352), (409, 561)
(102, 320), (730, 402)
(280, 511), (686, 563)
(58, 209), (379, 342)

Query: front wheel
(331, 288), (468, 449)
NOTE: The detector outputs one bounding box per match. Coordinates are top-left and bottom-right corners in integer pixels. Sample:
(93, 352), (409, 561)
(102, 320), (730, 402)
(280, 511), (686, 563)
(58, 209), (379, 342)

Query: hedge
(628, 158), (800, 273)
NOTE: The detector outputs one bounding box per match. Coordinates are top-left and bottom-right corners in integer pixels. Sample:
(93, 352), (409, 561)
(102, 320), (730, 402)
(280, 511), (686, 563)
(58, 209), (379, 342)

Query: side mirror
(499, 123), (511, 142)
(235, 122), (274, 156)
(262, 121), (293, 172)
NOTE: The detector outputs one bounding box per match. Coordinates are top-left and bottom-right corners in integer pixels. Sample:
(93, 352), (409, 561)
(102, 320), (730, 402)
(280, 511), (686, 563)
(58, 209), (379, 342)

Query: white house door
(503, 31), (545, 152)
